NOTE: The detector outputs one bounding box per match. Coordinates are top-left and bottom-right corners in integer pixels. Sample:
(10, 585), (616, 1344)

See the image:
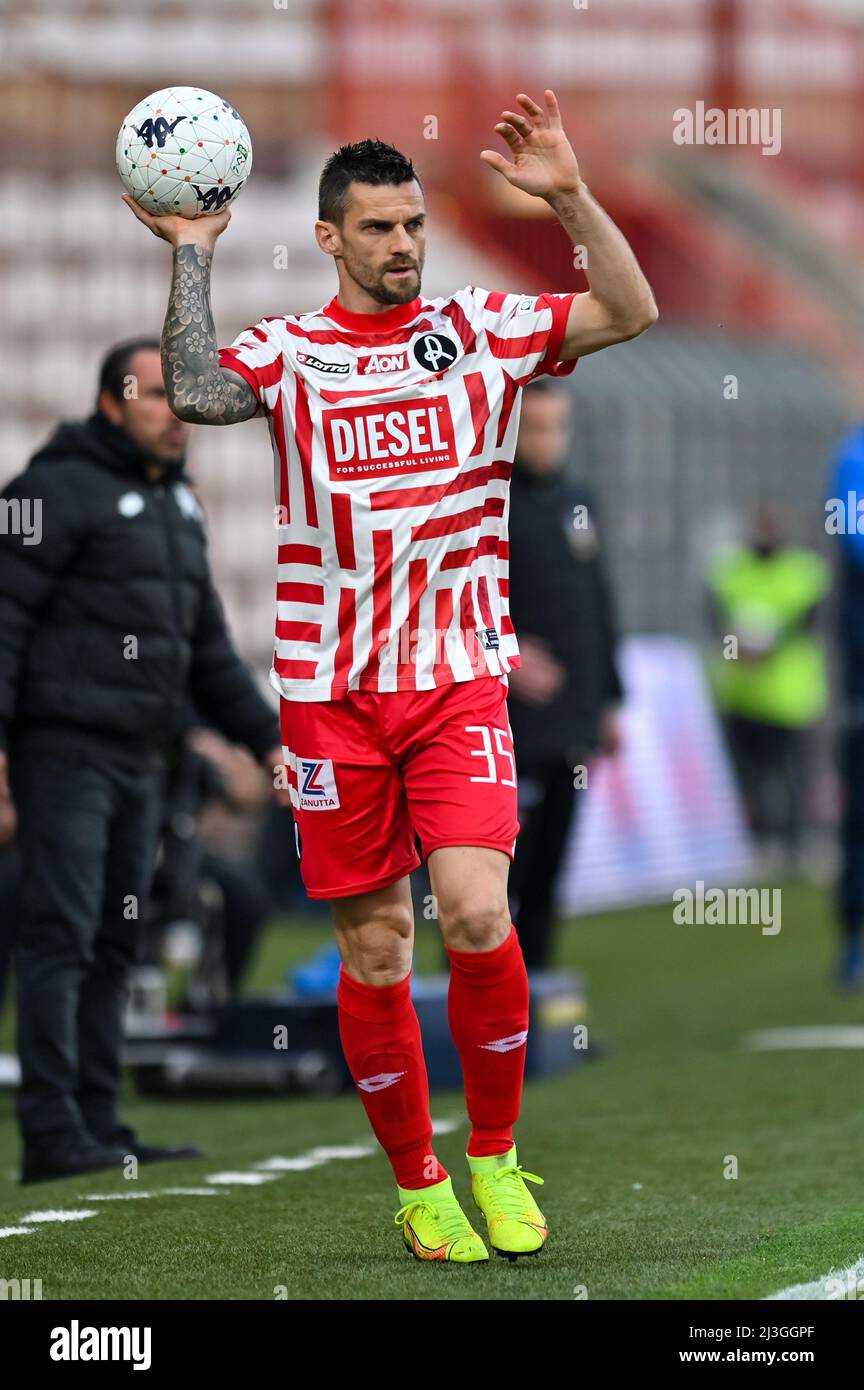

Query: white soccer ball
(116, 86), (252, 218)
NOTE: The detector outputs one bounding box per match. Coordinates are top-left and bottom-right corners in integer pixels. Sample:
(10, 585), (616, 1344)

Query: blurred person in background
(828, 427), (864, 988)
(0, 339), (283, 1184)
(506, 379), (623, 969)
(152, 724), (277, 1006)
(707, 500), (830, 875)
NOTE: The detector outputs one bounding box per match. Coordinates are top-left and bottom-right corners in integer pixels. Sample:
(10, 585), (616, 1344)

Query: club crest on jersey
(411, 333), (459, 372)
(358, 350), (408, 376)
(296, 350), (350, 376)
(323, 395), (457, 479)
(298, 758), (340, 810)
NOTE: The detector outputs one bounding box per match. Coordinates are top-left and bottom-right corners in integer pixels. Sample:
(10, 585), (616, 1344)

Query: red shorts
(279, 674), (519, 900)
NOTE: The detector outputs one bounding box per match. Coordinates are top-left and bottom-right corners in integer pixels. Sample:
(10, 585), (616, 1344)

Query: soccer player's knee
(440, 901), (511, 952)
(336, 899), (414, 983)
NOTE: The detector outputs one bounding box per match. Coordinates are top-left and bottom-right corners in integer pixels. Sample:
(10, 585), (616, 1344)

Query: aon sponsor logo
(358, 350), (408, 375)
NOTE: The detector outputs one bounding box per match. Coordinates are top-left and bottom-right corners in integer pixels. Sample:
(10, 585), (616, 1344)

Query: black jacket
(507, 462), (623, 766)
(0, 412), (279, 765)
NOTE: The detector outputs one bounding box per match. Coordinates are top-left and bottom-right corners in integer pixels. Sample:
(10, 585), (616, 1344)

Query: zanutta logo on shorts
(298, 758), (340, 810)
(323, 396), (457, 479)
(296, 350), (350, 375)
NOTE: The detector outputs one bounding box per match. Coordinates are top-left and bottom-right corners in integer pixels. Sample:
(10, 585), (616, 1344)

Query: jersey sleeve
(468, 288), (579, 380)
(218, 320), (288, 414)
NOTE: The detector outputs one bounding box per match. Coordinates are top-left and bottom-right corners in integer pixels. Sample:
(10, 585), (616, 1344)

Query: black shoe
(94, 1126), (205, 1165)
(125, 1141), (204, 1164)
(21, 1139), (128, 1186)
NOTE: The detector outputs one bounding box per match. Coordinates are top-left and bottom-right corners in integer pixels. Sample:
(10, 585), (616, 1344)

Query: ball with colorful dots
(116, 86), (252, 218)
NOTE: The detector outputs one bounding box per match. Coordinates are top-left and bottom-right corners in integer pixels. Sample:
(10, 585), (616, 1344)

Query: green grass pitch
(1, 880), (863, 1300)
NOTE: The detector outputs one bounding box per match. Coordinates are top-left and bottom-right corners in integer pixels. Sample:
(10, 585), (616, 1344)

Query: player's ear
(314, 219), (341, 258)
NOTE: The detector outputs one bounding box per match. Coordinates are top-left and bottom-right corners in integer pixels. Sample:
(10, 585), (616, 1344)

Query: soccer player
(126, 90), (657, 1262)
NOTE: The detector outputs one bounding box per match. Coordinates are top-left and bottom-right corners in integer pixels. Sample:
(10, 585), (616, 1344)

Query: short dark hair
(318, 139), (421, 224)
(98, 338), (160, 402)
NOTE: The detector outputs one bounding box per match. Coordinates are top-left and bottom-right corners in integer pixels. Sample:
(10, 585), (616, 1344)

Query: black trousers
(0, 847), (21, 1013)
(724, 716), (806, 850)
(508, 756), (581, 970)
(11, 746), (163, 1143)
(199, 853), (272, 994)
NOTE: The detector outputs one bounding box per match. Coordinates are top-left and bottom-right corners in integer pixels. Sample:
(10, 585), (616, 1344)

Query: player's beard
(147, 435), (187, 469)
(340, 245), (423, 306)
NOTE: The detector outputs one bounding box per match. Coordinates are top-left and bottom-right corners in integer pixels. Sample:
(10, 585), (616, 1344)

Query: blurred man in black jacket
(0, 339), (282, 1184)
(507, 380), (623, 968)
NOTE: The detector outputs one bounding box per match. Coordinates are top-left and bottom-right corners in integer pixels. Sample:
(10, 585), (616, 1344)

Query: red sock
(337, 966), (446, 1190)
(446, 925), (530, 1158)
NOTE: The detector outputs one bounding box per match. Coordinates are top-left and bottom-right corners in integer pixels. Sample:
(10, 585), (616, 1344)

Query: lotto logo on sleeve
(323, 396), (457, 479)
(298, 758), (340, 810)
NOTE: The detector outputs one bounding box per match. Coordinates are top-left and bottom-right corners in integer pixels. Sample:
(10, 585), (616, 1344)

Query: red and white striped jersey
(218, 286), (578, 702)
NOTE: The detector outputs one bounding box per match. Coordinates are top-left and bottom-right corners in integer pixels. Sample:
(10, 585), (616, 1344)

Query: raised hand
(480, 90), (581, 200)
(121, 193), (231, 249)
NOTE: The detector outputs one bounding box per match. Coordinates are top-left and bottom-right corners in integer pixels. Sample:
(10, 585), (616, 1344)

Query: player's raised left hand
(481, 90), (581, 200)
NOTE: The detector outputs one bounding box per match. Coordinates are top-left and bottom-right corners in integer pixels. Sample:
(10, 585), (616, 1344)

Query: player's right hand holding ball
(121, 194), (231, 249)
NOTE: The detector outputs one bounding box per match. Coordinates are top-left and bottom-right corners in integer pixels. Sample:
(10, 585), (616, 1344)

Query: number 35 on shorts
(464, 724), (517, 786)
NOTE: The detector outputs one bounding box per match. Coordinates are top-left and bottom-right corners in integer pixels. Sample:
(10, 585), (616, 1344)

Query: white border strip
(765, 1255), (864, 1300)
(0, 1116), (463, 1240)
(745, 1027), (864, 1051)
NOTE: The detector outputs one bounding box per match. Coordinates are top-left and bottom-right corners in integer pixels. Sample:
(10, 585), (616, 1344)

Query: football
(116, 86), (252, 218)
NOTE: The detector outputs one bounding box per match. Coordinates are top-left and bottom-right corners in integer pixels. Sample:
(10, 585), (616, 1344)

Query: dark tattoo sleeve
(161, 243), (259, 424)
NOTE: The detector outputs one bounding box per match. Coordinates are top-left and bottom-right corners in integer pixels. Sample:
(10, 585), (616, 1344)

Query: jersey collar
(322, 295), (424, 333)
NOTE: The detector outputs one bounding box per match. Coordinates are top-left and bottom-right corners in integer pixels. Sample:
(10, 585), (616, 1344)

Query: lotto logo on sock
(298, 758), (340, 810)
(357, 1071), (406, 1092)
(479, 1030), (528, 1053)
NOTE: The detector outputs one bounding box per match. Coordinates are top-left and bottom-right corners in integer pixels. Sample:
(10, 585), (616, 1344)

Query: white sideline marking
(82, 1188), (225, 1200)
(13, 1116), (464, 1239)
(22, 1209), (97, 1223)
(253, 1122), (457, 1173)
(81, 1191), (153, 1200)
(746, 1026), (864, 1051)
(152, 1187), (226, 1197)
(306, 1145), (377, 1161)
(765, 1254), (864, 1301)
(431, 1117), (460, 1134)
(205, 1171), (280, 1186)
(254, 1157), (327, 1172)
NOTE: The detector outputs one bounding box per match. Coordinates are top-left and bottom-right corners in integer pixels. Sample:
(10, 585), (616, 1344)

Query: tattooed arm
(162, 243), (258, 424)
(122, 194), (258, 425)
